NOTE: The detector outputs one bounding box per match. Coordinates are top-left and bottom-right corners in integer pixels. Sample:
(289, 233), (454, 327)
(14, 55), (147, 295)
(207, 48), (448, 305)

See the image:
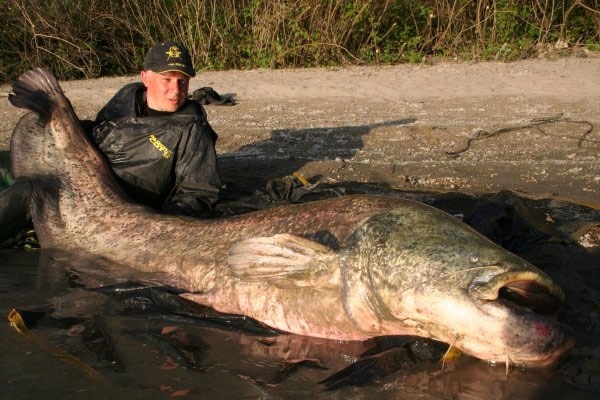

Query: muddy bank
(1, 56), (599, 204)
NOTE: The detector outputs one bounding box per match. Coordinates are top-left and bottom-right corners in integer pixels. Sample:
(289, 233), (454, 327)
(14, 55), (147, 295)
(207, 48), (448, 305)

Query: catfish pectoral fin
(228, 233), (339, 289)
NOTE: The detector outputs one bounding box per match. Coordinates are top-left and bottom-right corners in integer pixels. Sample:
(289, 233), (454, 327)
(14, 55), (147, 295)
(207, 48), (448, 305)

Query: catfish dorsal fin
(228, 233), (339, 289)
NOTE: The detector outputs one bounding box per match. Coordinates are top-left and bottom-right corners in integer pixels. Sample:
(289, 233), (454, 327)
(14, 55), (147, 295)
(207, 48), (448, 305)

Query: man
(87, 41), (222, 217)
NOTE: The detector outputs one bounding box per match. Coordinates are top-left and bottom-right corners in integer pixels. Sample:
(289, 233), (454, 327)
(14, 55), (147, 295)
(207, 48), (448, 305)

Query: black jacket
(89, 82), (222, 216)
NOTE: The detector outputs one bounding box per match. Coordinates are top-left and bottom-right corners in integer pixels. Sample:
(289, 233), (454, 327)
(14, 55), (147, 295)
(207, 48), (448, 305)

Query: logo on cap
(165, 46), (182, 60)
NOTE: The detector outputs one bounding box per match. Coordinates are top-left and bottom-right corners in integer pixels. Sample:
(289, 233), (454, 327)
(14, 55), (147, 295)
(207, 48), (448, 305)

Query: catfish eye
(469, 255), (479, 263)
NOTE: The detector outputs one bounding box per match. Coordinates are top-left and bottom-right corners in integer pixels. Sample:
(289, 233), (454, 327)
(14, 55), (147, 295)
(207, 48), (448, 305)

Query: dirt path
(1, 55), (599, 203)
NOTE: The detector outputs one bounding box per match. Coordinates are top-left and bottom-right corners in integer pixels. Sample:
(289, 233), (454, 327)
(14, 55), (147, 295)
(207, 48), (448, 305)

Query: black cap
(143, 41), (196, 78)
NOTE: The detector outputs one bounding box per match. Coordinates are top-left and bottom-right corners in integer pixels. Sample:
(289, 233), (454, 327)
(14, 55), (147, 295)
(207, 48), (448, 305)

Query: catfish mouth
(467, 270), (574, 366)
(497, 280), (563, 316)
(469, 270), (565, 317)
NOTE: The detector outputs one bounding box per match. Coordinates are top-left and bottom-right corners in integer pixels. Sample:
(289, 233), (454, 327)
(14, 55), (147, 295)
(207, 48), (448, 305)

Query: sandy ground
(1, 55), (599, 204)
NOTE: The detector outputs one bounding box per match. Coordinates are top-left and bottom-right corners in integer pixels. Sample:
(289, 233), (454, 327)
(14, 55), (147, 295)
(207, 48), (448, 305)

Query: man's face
(141, 70), (190, 112)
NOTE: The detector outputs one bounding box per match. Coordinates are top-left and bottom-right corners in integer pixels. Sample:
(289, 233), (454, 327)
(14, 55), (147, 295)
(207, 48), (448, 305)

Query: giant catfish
(8, 68), (574, 367)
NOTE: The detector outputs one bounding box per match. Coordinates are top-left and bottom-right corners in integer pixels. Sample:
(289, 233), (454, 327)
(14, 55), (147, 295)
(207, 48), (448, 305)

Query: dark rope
(446, 114), (597, 158)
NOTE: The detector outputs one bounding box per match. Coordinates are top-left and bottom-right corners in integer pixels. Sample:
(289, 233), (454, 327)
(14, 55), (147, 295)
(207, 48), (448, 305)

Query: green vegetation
(1, 0), (598, 81)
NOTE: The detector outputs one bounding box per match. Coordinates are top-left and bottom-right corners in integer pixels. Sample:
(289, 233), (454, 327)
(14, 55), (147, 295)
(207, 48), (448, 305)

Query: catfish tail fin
(9, 68), (63, 124)
(9, 68), (66, 179)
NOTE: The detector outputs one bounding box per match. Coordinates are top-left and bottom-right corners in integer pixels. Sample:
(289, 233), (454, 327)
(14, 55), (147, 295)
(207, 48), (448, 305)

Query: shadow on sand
(217, 118), (416, 192)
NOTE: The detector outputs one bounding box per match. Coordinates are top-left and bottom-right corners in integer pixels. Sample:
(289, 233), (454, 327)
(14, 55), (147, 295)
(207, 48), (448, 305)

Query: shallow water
(1, 191), (599, 399)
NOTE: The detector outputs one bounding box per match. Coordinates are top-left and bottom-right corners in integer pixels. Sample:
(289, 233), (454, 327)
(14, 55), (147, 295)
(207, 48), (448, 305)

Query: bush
(0, 0), (598, 82)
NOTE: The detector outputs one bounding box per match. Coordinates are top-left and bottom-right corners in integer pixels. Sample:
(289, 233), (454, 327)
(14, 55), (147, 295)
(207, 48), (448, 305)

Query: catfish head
(343, 203), (574, 367)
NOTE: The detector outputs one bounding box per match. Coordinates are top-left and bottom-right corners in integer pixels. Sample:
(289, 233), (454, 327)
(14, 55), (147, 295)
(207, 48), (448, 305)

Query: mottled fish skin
(9, 68), (574, 367)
